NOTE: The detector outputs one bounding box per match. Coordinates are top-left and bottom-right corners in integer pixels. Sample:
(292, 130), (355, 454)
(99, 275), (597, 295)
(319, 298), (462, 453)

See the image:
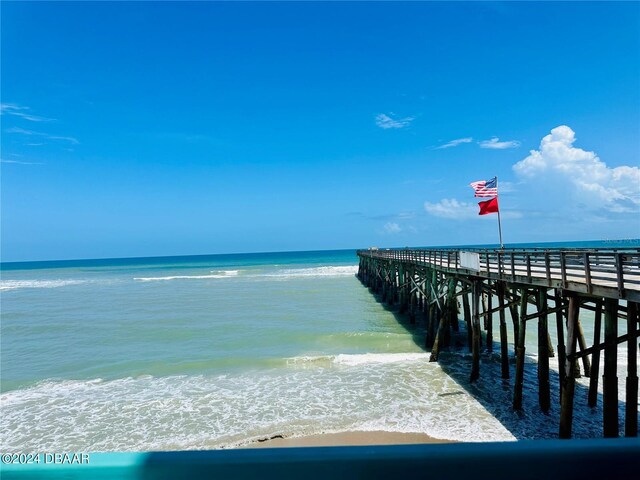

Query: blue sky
(1, 1), (639, 261)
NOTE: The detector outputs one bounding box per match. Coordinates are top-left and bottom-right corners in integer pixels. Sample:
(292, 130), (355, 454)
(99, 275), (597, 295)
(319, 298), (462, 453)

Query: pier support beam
(537, 288), (551, 413)
(626, 302), (638, 437)
(498, 282), (510, 379)
(603, 298), (619, 438)
(463, 291), (472, 352)
(555, 289), (566, 404)
(513, 289), (528, 410)
(560, 294), (580, 439)
(588, 301), (603, 408)
(576, 319), (591, 377)
(507, 287), (520, 356)
(485, 290), (493, 352)
(470, 280), (482, 382)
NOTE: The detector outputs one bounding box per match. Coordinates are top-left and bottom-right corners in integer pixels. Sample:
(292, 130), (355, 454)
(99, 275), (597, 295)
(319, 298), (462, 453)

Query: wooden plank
(478, 298), (520, 317)
(572, 331), (637, 360)
(522, 304), (566, 322)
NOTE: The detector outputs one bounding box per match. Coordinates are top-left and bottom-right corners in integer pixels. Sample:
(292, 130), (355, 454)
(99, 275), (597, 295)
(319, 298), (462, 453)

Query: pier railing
(357, 248), (640, 301)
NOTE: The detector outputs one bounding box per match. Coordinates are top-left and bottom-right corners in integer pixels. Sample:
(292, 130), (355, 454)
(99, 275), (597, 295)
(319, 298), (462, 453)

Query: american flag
(470, 177), (498, 197)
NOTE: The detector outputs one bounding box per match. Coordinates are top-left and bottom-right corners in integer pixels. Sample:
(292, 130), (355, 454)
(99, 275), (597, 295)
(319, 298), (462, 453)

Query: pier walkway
(356, 247), (639, 439)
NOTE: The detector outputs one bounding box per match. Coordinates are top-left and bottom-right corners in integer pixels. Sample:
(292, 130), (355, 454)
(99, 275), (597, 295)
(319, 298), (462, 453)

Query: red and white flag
(470, 177), (498, 197)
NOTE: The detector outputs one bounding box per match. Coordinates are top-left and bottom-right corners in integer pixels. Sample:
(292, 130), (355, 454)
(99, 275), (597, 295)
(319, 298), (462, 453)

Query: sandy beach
(242, 431), (454, 449)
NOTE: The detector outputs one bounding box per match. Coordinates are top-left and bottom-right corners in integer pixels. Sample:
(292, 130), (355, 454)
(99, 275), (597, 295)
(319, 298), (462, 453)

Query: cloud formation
(1, 103), (53, 122)
(375, 113), (414, 129)
(513, 125), (640, 212)
(6, 127), (79, 145)
(434, 137), (473, 149)
(424, 199), (477, 219)
(479, 137), (520, 149)
(383, 222), (402, 233)
(0, 158), (44, 165)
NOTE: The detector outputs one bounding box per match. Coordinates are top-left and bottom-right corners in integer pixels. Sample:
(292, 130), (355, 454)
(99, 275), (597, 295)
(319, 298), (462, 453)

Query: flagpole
(497, 207), (504, 249)
(496, 176), (504, 249)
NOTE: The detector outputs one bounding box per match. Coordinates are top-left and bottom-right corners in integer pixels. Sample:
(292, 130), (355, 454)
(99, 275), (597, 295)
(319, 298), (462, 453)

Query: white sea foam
(0, 279), (86, 291)
(133, 266), (358, 282)
(259, 265), (358, 279)
(333, 352), (431, 365)
(134, 271), (239, 281)
(218, 270), (239, 276)
(287, 352), (431, 367)
(1, 361), (519, 452)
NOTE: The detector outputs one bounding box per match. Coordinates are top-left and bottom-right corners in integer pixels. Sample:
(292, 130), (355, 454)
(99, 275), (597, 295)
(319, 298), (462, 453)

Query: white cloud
(6, 127), (79, 145)
(513, 125), (640, 212)
(375, 113), (414, 129)
(0, 158), (44, 165)
(434, 137), (473, 149)
(1, 103), (53, 122)
(425, 198), (522, 220)
(498, 181), (515, 193)
(479, 137), (520, 149)
(424, 198), (477, 219)
(383, 222), (402, 233)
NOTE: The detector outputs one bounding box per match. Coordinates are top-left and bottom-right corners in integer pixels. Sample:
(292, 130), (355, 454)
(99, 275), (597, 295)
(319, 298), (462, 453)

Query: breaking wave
(0, 279), (86, 291)
(133, 266), (358, 282)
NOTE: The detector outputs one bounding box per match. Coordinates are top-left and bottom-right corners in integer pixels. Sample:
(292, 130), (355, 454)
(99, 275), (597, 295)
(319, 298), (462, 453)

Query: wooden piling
(507, 287), (520, 355)
(430, 305), (444, 362)
(603, 298), (619, 438)
(559, 294), (579, 439)
(470, 280), (481, 382)
(463, 290), (472, 351)
(398, 264), (408, 314)
(442, 278), (455, 348)
(486, 288), (494, 352)
(576, 318), (591, 377)
(451, 281), (460, 333)
(547, 332), (556, 358)
(513, 289), (528, 410)
(626, 301), (638, 437)
(425, 300), (436, 349)
(537, 288), (551, 413)
(498, 282), (510, 379)
(588, 300), (602, 408)
(555, 289), (566, 404)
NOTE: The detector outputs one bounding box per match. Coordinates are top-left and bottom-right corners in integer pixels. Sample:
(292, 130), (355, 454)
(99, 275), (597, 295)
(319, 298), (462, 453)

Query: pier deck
(356, 247), (639, 439)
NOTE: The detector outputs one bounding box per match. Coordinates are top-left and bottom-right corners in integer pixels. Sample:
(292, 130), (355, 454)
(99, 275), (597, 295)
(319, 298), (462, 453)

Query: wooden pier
(356, 247), (640, 439)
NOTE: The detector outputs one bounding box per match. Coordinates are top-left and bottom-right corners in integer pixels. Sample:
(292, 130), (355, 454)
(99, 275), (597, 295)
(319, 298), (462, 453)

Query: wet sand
(242, 431), (455, 448)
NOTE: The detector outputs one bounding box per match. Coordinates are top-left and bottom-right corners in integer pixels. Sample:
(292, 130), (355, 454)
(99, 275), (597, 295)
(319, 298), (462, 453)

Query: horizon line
(2, 238), (638, 266)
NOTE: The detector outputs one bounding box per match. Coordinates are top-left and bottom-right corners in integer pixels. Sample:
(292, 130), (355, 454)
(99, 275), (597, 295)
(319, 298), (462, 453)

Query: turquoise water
(1, 243), (637, 451)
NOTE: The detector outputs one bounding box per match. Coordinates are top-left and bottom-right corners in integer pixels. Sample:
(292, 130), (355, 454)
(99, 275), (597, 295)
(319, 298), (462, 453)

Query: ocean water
(1, 243), (637, 452)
